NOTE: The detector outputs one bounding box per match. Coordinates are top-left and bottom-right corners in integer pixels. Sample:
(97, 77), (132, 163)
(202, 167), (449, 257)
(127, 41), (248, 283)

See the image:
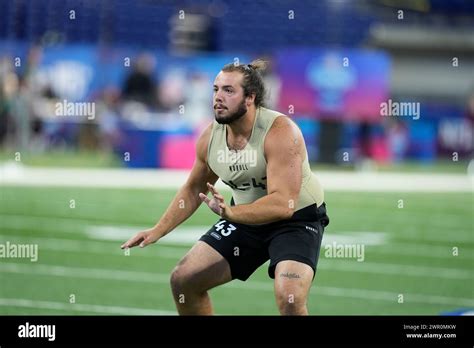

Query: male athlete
(121, 60), (329, 315)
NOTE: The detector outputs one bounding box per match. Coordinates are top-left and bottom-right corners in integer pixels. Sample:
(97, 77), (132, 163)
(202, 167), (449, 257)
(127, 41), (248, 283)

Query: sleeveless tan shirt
(207, 107), (324, 211)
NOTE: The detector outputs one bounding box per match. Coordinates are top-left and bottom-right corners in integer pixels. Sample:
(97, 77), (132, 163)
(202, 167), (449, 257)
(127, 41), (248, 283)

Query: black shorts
(199, 202), (329, 281)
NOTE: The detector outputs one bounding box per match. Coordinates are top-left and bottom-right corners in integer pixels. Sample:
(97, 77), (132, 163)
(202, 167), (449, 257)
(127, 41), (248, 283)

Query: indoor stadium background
(0, 0), (472, 315)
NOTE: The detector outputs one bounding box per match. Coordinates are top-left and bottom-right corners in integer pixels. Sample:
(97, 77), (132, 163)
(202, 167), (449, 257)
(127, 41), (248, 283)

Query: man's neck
(226, 107), (257, 139)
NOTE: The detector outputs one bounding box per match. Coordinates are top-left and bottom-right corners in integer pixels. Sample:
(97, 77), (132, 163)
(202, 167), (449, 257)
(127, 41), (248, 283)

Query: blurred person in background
(183, 71), (212, 129)
(260, 57), (281, 110)
(158, 66), (186, 112)
(466, 86), (474, 174)
(8, 74), (31, 151)
(355, 121), (376, 171)
(0, 56), (13, 147)
(0, 87), (7, 146)
(387, 119), (409, 163)
(122, 53), (157, 108)
(466, 86), (474, 135)
(96, 86), (122, 152)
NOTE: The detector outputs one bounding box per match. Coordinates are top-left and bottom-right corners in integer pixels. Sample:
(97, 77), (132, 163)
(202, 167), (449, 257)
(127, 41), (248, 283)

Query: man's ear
(246, 93), (256, 106)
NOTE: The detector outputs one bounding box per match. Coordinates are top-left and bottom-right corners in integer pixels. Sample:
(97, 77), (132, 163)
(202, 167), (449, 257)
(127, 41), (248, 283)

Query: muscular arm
(154, 124), (218, 236)
(121, 122), (218, 248)
(223, 116), (304, 224)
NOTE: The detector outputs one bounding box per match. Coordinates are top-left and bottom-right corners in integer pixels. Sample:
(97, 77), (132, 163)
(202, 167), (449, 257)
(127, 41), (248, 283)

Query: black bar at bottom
(0, 315), (471, 346)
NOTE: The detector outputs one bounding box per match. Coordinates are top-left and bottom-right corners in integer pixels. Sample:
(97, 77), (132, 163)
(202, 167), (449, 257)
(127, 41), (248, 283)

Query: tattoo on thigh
(279, 272), (300, 279)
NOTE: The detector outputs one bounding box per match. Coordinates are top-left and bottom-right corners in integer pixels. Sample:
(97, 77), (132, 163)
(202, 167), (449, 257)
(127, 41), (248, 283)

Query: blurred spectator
(158, 67), (186, 111)
(122, 53), (157, 107)
(260, 58), (281, 110)
(0, 56), (13, 146)
(467, 86), (474, 125)
(183, 71), (212, 128)
(465, 87), (474, 174)
(24, 46), (49, 152)
(358, 121), (371, 160)
(78, 113), (100, 151)
(10, 74), (32, 151)
(0, 89), (7, 146)
(354, 121), (377, 171)
(97, 86), (122, 151)
(24, 45), (44, 96)
(387, 120), (409, 163)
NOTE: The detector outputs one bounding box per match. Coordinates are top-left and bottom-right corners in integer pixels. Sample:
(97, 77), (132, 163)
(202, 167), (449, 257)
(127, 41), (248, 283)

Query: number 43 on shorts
(214, 220), (237, 237)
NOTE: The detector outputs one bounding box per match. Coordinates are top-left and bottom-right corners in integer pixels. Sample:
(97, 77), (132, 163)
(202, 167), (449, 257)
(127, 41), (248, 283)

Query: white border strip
(1, 165), (472, 192)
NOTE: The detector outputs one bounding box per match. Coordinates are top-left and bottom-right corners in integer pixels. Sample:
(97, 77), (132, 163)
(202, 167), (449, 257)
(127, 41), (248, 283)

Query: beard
(214, 99), (247, 125)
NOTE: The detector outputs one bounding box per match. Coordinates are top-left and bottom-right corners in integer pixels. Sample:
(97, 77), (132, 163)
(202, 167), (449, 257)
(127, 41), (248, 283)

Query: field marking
(87, 225), (205, 245)
(1, 233), (473, 276)
(0, 262), (171, 283)
(2, 212), (472, 244)
(1, 165), (472, 192)
(2, 234), (473, 266)
(371, 242), (474, 260)
(0, 298), (175, 315)
(311, 286), (474, 308)
(86, 225), (389, 246)
(1, 262), (473, 307)
(0, 213), (103, 230)
(318, 259), (472, 280)
(390, 230), (473, 244)
(0, 234), (189, 259)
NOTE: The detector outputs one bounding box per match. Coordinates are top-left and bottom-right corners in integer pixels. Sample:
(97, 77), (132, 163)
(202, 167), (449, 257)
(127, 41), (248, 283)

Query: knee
(170, 265), (190, 294)
(275, 290), (307, 315)
(170, 264), (203, 296)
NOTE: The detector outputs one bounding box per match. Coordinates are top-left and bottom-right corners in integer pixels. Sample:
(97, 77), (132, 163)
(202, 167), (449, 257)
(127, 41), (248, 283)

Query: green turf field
(0, 185), (472, 315)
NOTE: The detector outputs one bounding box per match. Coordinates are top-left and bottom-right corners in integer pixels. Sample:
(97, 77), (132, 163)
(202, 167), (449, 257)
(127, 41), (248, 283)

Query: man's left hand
(199, 182), (233, 220)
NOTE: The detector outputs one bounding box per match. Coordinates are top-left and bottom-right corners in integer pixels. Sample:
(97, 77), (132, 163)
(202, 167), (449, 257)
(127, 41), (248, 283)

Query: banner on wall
(275, 48), (390, 121)
(0, 41), (247, 102)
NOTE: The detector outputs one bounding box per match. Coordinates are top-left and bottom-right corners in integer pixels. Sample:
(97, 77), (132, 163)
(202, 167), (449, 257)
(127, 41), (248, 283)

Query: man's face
(213, 71), (248, 124)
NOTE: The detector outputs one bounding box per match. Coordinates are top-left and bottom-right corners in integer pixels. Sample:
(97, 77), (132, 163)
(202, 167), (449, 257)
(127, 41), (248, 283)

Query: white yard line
(0, 214), (108, 229)
(1, 212), (472, 244)
(319, 171), (473, 192)
(4, 211), (473, 245)
(368, 242), (474, 260)
(87, 223), (474, 245)
(86, 225), (390, 246)
(1, 262), (473, 307)
(1, 165), (472, 192)
(0, 298), (175, 315)
(0, 234), (189, 258)
(311, 286), (474, 307)
(317, 259), (472, 280)
(2, 233), (473, 265)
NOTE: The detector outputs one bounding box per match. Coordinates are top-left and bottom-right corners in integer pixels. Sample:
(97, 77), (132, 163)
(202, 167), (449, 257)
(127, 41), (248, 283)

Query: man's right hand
(120, 228), (162, 249)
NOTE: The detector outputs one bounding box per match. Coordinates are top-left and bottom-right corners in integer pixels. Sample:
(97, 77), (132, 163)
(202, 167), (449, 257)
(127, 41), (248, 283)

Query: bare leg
(170, 241), (232, 315)
(273, 260), (314, 315)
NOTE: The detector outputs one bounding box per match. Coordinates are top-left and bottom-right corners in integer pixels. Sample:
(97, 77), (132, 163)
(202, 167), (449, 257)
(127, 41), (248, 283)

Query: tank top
(207, 107), (324, 213)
